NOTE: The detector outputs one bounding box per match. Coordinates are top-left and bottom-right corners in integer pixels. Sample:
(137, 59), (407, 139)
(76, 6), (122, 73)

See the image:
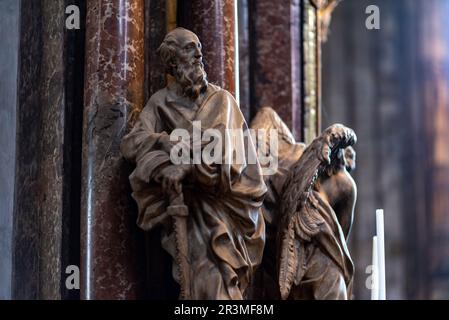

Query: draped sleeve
(120, 91), (172, 230)
(121, 90), (173, 184)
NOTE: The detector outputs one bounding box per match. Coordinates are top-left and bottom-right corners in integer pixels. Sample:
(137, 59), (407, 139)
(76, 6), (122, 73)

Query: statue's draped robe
(250, 107), (354, 299)
(121, 83), (267, 299)
(261, 149), (354, 299)
(288, 190), (354, 299)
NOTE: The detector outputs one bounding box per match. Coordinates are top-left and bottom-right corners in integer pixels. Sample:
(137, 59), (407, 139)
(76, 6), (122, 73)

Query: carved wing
(277, 123), (357, 299)
(250, 107), (296, 143)
(277, 140), (324, 299)
(249, 107), (356, 299)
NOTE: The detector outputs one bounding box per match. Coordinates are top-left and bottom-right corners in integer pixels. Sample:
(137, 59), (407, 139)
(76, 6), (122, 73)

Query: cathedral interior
(1, 0), (449, 300)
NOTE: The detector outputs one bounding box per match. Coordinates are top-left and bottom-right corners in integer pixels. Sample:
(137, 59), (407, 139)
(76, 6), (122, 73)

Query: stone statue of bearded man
(120, 28), (267, 299)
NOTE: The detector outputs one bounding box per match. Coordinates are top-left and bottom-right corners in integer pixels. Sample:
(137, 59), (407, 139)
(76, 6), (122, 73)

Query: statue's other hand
(156, 164), (191, 195)
(319, 124), (357, 165)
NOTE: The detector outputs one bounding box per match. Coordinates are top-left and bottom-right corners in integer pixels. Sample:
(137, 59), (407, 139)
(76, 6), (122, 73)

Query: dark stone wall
(0, 0), (20, 300)
(145, 0), (167, 100)
(62, 0), (86, 300)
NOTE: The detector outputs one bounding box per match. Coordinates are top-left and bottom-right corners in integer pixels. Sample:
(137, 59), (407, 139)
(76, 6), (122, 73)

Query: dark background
(322, 0), (449, 299)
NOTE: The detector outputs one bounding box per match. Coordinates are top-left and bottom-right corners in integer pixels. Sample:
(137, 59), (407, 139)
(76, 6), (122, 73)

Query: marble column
(0, 0), (20, 300)
(177, 0), (238, 98)
(38, 0), (81, 299)
(248, 0), (302, 138)
(13, 0), (74, 300)
(11, 0), (86, 300)
(81, 0), (146, 299)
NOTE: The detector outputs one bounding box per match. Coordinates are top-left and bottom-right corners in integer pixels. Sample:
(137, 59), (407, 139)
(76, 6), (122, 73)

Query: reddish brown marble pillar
(248, 0), (302, 138)
(81, 0), (146, 299)
(177, 0), (237, 97)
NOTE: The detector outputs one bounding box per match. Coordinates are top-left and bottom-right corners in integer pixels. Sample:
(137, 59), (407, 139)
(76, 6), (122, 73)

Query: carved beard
(174, 60), (208, 100)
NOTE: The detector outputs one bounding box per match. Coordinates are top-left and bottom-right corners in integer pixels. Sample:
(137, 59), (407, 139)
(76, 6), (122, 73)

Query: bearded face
(174, 56), (208, 100)
(158, 28), (209, 100)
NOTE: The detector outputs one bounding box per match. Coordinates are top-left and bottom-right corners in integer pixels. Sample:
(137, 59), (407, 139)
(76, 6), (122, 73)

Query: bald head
(164, 28), (201, 48)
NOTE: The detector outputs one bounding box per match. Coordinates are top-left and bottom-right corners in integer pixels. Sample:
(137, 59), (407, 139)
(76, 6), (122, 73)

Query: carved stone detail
(123, 28), (356, 300)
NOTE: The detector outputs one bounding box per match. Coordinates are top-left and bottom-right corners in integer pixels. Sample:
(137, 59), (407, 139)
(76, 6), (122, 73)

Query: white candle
(376, 209), (386, 300)
(371, 236), (379, 300)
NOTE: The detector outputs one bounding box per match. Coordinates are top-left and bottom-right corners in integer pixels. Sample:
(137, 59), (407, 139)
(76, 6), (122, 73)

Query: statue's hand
(156, 164), (192, 194)
(319, 124), (357, 165)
